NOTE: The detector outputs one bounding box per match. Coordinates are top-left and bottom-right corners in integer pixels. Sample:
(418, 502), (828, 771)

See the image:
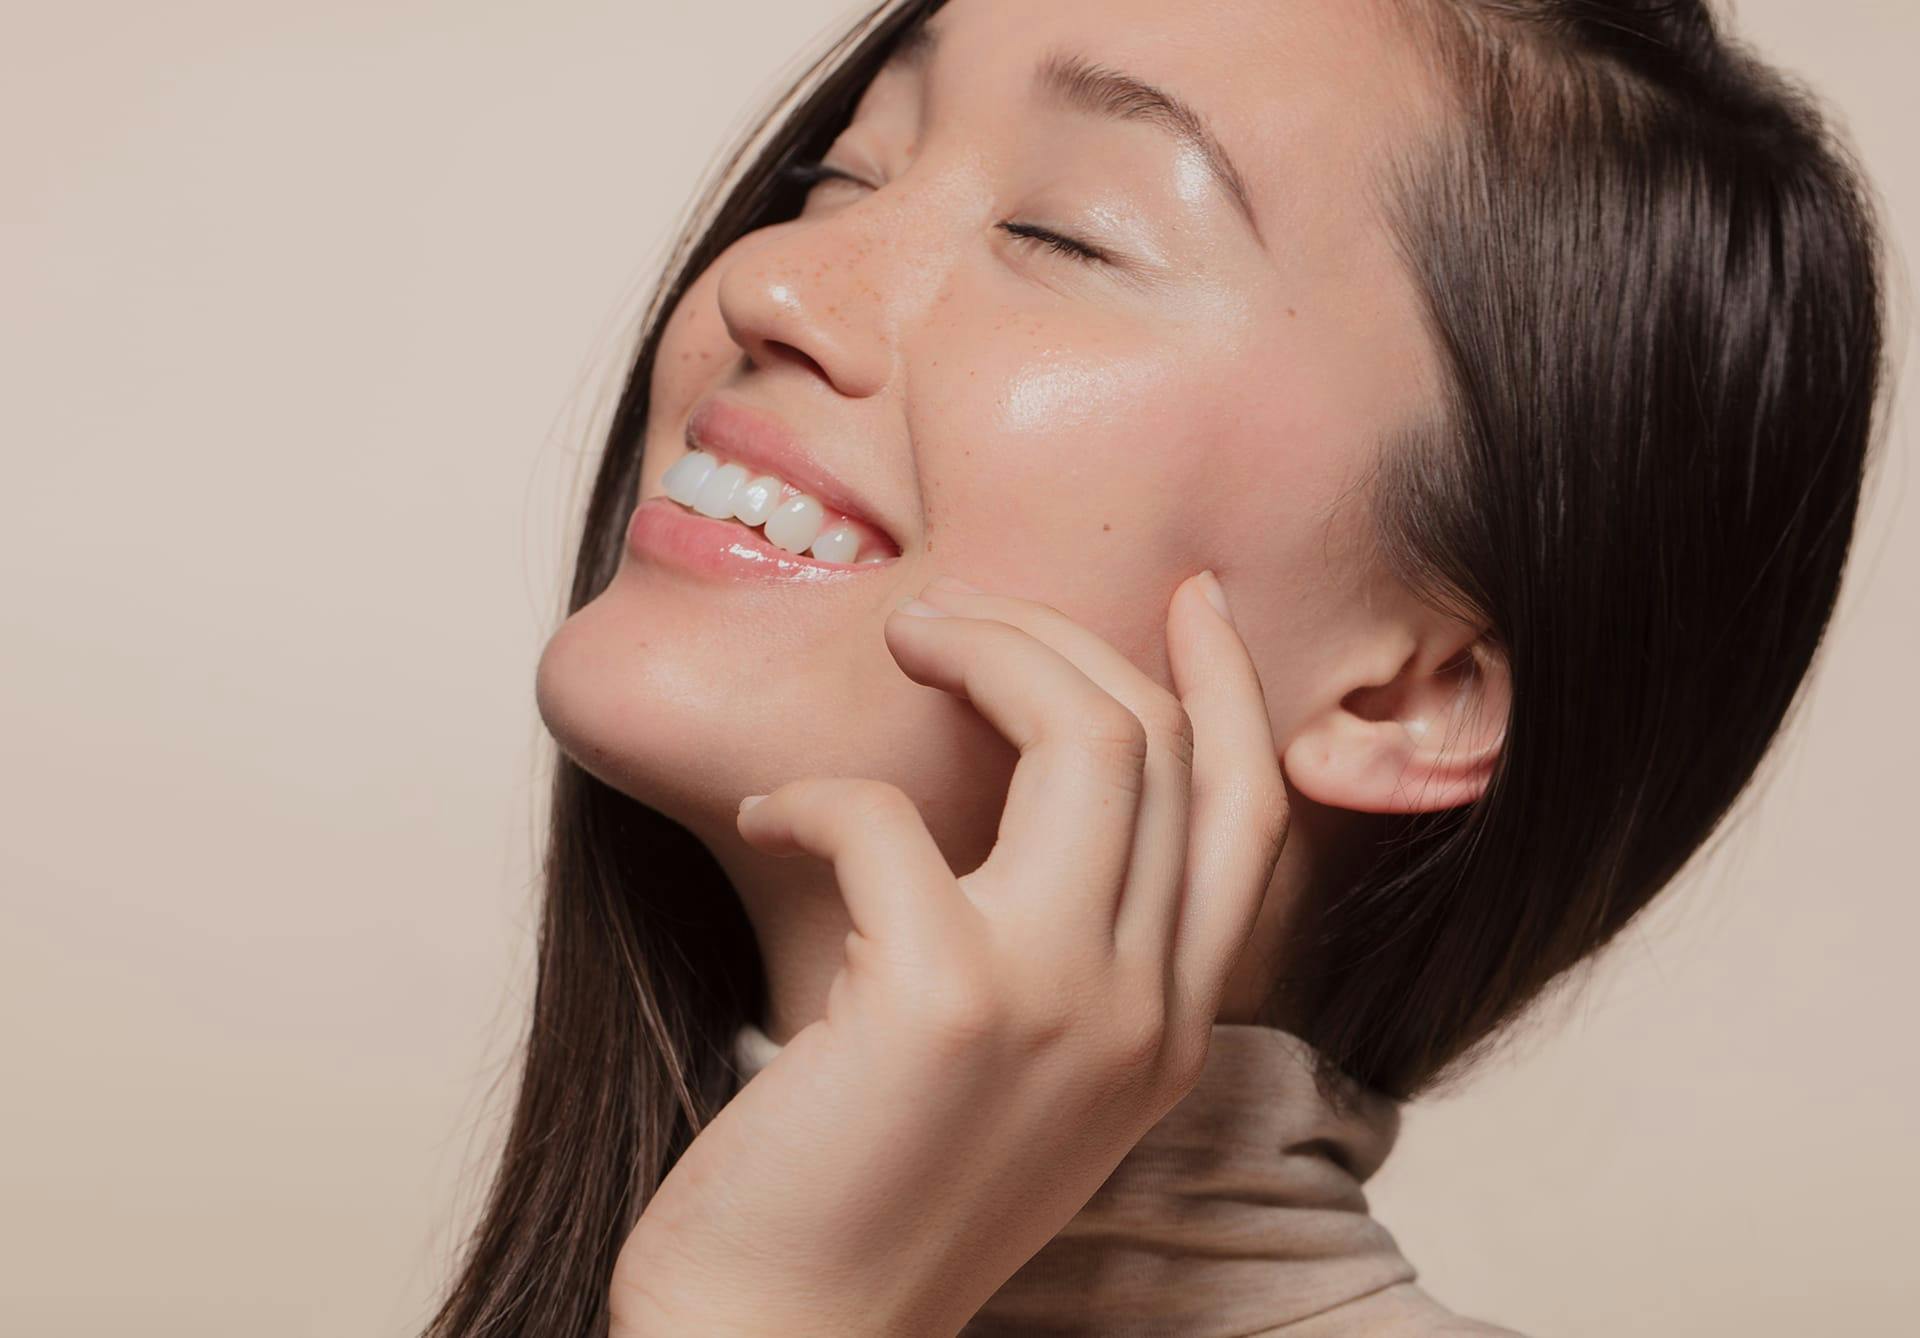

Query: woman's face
(539, 0), (1443, 882)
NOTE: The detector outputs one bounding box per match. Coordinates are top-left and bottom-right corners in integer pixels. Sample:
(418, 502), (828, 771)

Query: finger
(735, 777), (966, 946)
(916, 579), (1194, 955)
(1164, 571), (1291, 1018)
(882, 604), (1144, 924)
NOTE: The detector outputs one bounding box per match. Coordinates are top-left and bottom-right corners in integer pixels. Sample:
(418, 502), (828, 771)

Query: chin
(531, 569), (893, 842)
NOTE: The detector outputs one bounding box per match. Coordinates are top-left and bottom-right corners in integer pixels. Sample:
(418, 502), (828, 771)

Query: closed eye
(775, 157), (1114, 266)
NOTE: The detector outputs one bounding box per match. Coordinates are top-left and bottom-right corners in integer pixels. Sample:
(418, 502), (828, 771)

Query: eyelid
(777, 157), (870, 191)
(775, 156), (1116, 267)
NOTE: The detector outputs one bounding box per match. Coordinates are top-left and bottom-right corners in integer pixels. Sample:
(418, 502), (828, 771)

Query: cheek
(655, 266), (735, 391)
(636, 268), (737, 491)
(906, 312), (1241, 672)
(902, 293), (1397, 693)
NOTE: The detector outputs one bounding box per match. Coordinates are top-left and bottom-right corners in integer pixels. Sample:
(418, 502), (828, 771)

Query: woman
(427, 0), (1888, 1333)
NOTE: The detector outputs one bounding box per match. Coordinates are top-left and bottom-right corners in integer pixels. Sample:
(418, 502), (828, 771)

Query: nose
(713, 190), (914, 402)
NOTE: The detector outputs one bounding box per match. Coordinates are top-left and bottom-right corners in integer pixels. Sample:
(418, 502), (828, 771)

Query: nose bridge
(715, 162), (962, 398)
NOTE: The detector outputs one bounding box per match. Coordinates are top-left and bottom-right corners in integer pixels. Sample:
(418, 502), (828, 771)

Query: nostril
(749, 338), (830, 382)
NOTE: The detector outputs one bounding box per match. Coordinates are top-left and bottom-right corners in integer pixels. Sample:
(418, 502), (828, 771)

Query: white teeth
(662, 450), (718, 506)
(808, 521), (860, 563)
(661, 447), (893, 565)
(693, 462), (750, 518)
(731, 473), (786, 528)
(764, 495), (825, 554)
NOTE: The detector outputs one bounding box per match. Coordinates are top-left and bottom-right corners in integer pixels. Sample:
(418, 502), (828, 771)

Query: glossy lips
(625, 496), (888, 583)
(627, 396), (902, 583)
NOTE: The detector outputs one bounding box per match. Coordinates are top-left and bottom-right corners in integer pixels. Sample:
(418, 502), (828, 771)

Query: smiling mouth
(658, 448), (899, 565)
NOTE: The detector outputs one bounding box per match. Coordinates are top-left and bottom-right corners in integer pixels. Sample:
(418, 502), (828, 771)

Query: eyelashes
(998, 220), (1111, 266)
(774, 157), (1113, 267)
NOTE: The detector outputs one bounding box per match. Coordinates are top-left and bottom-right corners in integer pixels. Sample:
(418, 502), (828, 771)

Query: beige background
(2, 2), (1912, 1334)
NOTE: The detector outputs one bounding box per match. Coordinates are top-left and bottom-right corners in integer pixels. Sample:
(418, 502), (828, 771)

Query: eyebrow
(883, 21), (1266, 250)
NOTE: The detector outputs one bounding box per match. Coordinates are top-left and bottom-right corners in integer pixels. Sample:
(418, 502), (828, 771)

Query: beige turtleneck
(730, 1021), (1529, 1337)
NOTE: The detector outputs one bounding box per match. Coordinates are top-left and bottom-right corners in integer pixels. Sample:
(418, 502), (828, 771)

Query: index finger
(882, 603), (1146, 922)
(1164, 572), (1291, 1018)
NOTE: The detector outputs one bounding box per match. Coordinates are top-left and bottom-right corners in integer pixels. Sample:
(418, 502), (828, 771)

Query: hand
(609, 571), (1291, 1337)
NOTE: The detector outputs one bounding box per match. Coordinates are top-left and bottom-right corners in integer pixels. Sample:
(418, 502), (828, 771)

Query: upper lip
(681, 396), (898, 547)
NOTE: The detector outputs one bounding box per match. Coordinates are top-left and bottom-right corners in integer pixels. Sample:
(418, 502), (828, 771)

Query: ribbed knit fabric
(731, 1021), (1528, 1336)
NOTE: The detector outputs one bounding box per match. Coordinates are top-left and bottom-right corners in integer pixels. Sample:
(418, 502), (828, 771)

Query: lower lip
(625, 496), (896, 583)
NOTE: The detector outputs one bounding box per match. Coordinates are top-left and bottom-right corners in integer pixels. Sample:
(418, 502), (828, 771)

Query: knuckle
(998, 1003), (1075, 1063)
(913, 957), (1006, 1048)
(1107, 998), (1172, 1074)
(1137, 697), (1196, 769)
(1064, 699), (1151, 767)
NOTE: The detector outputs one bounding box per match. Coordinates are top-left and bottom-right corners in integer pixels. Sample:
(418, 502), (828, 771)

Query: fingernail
(739, 794), (767, 812)
(897, 597), (951, 618)
(1197, 570), (1234, 624)
(925, 575), (981, 594)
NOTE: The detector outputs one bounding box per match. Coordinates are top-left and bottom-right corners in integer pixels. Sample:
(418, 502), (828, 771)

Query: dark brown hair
(1299, 0), (1891, 1100)
(423, 2), (1890, 1332)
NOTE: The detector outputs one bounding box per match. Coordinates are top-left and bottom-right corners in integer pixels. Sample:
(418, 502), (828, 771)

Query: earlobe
(1283, 635), (1509, 816)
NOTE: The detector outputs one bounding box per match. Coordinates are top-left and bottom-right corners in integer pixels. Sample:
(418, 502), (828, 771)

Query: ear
(1282, 612), (1508, 816)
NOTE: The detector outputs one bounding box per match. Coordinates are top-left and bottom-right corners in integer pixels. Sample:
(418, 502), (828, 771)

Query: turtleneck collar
(730, 1020), (1420, 1336)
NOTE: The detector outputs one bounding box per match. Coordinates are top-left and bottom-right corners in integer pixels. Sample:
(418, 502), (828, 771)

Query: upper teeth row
(660, 450), (888, 564)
